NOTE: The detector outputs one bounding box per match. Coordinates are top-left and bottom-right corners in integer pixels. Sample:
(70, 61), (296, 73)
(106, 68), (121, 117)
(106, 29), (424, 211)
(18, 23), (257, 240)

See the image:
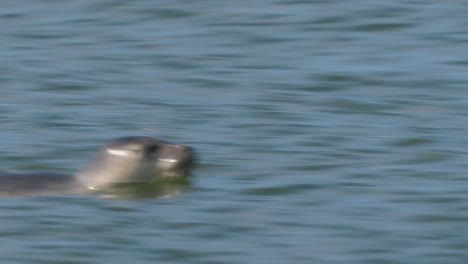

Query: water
(1, 1), (468, 263)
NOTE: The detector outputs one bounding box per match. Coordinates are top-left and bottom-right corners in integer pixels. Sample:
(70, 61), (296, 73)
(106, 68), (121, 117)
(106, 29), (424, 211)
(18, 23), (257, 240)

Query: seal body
(0, 137), (195, 196)
(0, 173), (76, 196)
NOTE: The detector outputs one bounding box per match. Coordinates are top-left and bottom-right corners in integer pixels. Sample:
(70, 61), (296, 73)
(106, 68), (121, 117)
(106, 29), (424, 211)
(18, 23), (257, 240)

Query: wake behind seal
(0, 137), (195, 197)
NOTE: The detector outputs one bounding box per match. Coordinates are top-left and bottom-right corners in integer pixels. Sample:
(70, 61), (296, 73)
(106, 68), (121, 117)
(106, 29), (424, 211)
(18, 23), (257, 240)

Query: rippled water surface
(2, 1), (468, 263)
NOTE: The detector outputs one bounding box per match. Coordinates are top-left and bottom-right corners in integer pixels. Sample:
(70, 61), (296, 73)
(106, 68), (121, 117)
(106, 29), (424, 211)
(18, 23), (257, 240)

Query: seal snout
(177, 145), (195, 169)
(157, 144), (195, 174)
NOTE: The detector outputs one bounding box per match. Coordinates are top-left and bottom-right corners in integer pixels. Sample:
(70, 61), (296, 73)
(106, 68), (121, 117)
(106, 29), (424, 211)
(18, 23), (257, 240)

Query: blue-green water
(2, 1), (468, 263)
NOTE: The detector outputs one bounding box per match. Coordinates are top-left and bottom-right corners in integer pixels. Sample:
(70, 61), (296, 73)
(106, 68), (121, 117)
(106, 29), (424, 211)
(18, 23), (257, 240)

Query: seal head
(76, 137), (195, 190)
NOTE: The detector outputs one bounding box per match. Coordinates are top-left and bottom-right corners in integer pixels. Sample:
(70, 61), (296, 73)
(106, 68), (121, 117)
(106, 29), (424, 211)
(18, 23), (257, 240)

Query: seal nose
(177, 145), (195, 167)
(158, 144), (195, 168)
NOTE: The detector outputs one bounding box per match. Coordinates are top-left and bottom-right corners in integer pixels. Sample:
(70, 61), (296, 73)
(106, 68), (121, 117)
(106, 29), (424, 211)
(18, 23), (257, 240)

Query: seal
(0, 137), (195, 196)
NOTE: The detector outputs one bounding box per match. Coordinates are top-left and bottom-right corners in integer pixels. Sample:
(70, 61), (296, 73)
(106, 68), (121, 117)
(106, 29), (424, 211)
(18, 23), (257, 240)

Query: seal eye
(146, 145), (159, 154)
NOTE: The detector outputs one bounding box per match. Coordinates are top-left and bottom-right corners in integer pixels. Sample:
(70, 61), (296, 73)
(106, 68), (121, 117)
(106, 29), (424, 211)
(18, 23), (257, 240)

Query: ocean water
(1, 1), (468, 263)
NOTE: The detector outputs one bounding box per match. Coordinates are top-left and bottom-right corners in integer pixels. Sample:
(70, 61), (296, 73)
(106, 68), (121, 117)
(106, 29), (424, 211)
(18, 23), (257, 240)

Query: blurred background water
(1, 0), (468, 263)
